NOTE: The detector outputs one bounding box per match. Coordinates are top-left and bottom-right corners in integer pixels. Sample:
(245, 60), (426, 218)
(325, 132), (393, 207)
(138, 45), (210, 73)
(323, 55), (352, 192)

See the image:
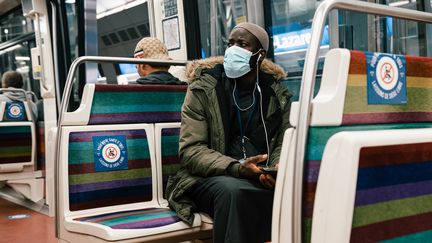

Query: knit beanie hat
(233, 22), (269, 51)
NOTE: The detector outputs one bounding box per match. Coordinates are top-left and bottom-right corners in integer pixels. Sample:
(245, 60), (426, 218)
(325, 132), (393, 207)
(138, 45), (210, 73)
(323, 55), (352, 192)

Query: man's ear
(259, 50), (267, 62)
(137, 64), (147, 76)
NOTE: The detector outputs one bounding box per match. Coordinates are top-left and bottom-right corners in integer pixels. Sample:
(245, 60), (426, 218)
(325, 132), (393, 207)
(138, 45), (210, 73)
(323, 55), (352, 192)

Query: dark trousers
(187, 176), (274, 243)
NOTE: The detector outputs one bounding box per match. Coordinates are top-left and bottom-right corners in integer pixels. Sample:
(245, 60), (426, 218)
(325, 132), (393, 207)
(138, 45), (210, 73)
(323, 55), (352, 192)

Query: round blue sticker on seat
(366, 52), (407, 105)
(93, 135), (129, 172)
(6, 102), (24, 120)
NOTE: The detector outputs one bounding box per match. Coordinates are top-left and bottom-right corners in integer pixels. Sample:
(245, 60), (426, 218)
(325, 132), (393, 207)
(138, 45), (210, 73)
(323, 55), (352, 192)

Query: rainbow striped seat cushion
(74, 207), (181, 229)
(89, 84), (187, 125)
(349, 142), (432, 242)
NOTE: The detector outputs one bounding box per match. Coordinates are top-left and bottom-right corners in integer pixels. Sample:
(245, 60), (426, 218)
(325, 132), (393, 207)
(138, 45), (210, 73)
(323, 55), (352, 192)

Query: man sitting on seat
(166, 22), (292, 243)
(0, 70), (38, 120)
(134, 37), (183, 85)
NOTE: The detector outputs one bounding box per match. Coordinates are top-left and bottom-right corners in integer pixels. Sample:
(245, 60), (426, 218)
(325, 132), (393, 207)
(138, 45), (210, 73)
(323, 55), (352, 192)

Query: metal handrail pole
(54, 56), (187, 236)
(59, 56), (187, 125)
(292, 1), (432, 243)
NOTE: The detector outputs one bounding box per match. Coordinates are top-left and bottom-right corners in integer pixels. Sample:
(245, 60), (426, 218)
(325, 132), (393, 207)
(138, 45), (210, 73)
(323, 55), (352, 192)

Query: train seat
(63, 84), (187, 126)
(279, 49), (432, 242)
(311, 130), (432, 243)
(153, 122), (214, 224)
(0, 100), (43, 202)
(0, 101), (36, 173)
(58, 84), (209, 242)
(309, 51), (432, 243)
(36, 121), (45, 171)
(154, 122), (181, 207)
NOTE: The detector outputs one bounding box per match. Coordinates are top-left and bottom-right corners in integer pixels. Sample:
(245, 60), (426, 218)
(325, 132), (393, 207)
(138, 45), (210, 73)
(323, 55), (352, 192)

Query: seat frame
(58, 123), (202, 241)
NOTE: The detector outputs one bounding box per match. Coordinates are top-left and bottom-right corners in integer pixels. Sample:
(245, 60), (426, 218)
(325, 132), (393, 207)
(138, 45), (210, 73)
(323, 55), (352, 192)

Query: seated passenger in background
(166, 22), (292, 243)
(134, 37), (183, 85)
(0, 70), (38, 120)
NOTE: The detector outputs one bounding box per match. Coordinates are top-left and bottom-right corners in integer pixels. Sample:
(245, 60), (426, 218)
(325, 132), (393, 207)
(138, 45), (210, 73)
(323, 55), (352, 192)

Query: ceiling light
(389, 0), (410, 7)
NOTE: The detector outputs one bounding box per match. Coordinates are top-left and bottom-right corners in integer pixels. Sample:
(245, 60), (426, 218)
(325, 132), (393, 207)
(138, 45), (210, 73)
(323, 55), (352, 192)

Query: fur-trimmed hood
(185, 56), (287, 83)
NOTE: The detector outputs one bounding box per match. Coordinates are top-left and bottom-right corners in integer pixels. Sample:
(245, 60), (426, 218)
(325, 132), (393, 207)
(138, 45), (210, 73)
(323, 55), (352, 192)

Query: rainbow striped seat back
(0, 125), (32, 167)
(89, 84), (187, 125)
(68, 128), (154, 211)
(302, 49), (432, 242)
(0, 101), (34, 171)
(65, 84), (188, 211)
(36, 121), (45, 170)
(342, 51), (432, 125)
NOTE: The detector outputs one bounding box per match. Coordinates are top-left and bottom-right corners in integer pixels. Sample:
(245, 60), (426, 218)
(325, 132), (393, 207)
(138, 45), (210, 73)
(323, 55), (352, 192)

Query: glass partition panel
(265, 0), (432, 77)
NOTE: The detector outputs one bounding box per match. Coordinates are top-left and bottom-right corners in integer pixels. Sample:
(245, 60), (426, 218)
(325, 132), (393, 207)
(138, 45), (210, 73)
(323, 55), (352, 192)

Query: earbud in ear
(256, 54), (262, 65)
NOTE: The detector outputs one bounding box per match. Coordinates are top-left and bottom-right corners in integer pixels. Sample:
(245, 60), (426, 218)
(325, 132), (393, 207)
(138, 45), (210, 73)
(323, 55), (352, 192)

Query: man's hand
(238, 154), (268, 179)
(259, 163), (278, 189)
(259, 174), (276, 189)
(239, 154), (277, 189)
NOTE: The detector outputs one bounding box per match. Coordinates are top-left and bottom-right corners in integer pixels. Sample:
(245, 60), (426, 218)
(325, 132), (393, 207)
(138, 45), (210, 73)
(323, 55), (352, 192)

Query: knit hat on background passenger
(233, 22), (269, 51)
(134, 37), (170, 60)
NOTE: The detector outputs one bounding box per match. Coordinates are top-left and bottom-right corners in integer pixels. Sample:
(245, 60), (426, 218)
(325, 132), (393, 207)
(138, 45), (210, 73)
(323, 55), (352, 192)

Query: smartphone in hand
(259, 166), (278, 176)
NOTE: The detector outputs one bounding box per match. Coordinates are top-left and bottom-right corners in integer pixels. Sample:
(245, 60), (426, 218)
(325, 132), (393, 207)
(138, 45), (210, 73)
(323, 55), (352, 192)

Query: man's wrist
(226, 161), (241, 178)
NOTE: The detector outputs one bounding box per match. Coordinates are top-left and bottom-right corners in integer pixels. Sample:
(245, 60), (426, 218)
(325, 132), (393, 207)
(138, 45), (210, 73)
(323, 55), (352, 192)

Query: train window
(97, 1), (151, 83)
(265, 0), (326, 77)
(265, 0), (432, 77)
(0, 41), (38, 96)
(65, 1), (78, 62)
(338, 0), (432, 57)
(97, 1), (150, 58)
(0, 8), (34, 42)
(118, 63), (137, 75)
(0, 7), (38, 98)
(195, 0), (248, 58)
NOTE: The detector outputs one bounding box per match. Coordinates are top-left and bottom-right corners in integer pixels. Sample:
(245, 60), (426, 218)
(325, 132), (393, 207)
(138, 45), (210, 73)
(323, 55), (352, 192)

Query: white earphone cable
(255, 55), (270, 166)
(232, 79), (257, 111)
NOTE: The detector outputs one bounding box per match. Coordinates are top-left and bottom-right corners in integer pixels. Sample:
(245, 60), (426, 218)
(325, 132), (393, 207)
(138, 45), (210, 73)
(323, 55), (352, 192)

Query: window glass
(266, 0), (432, 77)
(197, 0), (248, 58)
(338, 2), (431, 57)
(267, 0), (325, 76)
(0, 8), (38, 97)
(65, 2), (78, 61)
(0, 41), (36, 93)
(0, 9), (34, 42)
(66, 0), (150, 84)
(118, 63), (136, 75)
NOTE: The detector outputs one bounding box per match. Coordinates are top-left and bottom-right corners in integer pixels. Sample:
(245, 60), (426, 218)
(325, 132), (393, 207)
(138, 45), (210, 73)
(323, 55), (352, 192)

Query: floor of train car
(0, 197), (56, 243)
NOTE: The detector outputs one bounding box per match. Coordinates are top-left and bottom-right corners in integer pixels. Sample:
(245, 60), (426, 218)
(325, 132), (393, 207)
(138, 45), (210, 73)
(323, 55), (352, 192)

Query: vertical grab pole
(291, 4), (328, 242)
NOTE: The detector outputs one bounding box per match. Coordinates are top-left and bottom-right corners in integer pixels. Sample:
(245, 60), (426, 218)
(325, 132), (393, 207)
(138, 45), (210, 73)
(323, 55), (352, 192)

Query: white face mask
(223, 46), (260, 78)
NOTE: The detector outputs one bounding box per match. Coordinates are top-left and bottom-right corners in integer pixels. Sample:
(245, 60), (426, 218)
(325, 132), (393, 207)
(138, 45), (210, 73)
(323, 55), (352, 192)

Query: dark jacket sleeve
(179, 85), (238, 177)
(269, 84), (292, 165)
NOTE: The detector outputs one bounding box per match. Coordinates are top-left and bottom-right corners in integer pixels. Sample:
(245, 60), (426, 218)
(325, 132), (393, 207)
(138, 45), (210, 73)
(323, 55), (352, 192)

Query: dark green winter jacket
(136, 71), (184, 85)
(166, 57), (292, 225)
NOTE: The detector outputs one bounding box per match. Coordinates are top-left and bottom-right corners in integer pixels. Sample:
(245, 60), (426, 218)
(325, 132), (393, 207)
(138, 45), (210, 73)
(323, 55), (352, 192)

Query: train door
(0, 0), (58, 215)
